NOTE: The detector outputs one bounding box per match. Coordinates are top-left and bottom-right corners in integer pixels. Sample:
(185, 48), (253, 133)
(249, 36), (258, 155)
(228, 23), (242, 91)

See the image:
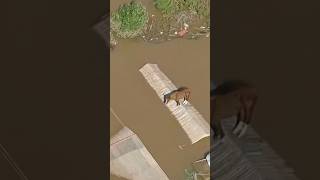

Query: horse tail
(163, 94), (168, 103)
(185, 90), (191, 99)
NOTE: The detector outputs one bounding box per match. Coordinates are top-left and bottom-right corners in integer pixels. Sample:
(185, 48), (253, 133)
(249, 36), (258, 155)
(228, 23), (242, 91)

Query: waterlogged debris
(98, 0), (210, 46)
(106, 0), (210, 44)
(178, 29), (188, 37)
(142, 0), (210, 43)
(110, 32), (118, 49)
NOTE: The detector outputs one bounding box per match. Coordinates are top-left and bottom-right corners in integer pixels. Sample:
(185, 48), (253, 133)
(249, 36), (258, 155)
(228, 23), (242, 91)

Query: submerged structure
(93, 14), (118, 49)
(211, 82), (300, 180)
(192, 154), (211, 180)
(139, 63), (210, 144)
(110, 127), (169, 180)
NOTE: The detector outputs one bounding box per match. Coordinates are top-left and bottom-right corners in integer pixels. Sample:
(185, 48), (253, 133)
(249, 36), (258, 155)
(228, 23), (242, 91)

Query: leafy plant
(184, 168), (196, 180)
(154, 0), (174, 14)
(111, 1), (149, 38)
(154, 0), (209, 19)
(185, 0), (210, 19)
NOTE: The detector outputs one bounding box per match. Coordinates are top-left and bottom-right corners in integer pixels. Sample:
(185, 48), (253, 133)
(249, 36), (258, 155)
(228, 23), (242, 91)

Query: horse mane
(177, 86), (189, 91)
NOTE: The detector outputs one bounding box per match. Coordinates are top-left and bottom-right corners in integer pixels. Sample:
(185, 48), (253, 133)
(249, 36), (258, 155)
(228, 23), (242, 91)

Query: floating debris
(142, 1), (210, 43)
(178, 29), (188, 37)
(184, 23), (189, 28)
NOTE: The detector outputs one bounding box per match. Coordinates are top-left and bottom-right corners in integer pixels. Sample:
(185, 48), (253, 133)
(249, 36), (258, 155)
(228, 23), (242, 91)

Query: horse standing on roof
(211, 80), (258, 139)
(163, 87), (191, 106)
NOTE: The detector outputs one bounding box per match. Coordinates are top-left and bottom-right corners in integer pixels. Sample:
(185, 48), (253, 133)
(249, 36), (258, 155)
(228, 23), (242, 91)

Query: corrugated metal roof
(110, 127), (169, 180)
(139, 63), (210, 144)
(212, 117), (300, 180)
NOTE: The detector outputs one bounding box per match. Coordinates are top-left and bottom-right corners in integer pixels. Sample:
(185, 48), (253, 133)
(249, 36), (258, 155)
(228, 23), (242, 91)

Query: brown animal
(164, 87), (191, 106)
(211, 80), (258, 139)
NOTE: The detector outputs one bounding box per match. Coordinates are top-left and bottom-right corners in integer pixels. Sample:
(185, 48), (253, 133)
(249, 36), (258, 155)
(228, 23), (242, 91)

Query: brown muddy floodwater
(110, 0), (210, 179)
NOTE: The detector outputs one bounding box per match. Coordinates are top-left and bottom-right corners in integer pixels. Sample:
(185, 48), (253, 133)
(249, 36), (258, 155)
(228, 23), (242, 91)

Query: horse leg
(237, 98), (251, 137)
(212, 120), (224, 139)
(219, 121), (225, 139)
(186, 92), (190, 101)
(182, 96), (187, 105)
(165, 98), (169, 104)
(212, 123), (219, 139)
(238, 97), (257, 137)
(246, 96), (258, 124)
(233, 107), (245, 135)
(216, 120), (224, 139)
(176, 100), (180, 106)
(233, 112), (241, 131)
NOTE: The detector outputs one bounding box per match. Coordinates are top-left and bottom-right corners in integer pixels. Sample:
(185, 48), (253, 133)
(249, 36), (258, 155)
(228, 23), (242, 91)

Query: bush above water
(111, 1), (149, 38)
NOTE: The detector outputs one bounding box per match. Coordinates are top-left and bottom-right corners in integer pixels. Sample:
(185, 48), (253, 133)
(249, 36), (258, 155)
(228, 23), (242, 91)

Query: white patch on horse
(238, 124), (248, 138)
(233, 121), (245, 135)
(182, 100), (189, 105)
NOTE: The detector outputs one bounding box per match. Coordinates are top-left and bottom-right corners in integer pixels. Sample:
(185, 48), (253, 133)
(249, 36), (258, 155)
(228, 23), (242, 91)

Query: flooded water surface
(110, 0), (210, 179)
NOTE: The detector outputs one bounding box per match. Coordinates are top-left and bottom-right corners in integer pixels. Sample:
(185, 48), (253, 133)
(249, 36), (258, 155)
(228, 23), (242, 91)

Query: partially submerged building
(93, 14), (118, 49)
(110, 127), (169, 180)
(211, 117), (300, 180)
(211, 82), (300, 180)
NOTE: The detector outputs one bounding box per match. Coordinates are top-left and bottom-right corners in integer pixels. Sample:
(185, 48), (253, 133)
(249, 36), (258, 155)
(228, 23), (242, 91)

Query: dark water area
(213, 0), (320, 179)
(2, 0), (108, 179)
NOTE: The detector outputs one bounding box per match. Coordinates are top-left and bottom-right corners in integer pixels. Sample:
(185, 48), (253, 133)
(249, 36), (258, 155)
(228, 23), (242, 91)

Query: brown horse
(211, 80), (258, 139)
(164, 87), (191, 106)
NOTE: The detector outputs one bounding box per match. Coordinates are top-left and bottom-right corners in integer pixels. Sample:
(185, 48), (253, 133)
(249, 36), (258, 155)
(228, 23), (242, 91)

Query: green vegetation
(111, 1), (149, 38)
(154, 0), (174, 14)
(154, 0), (209, 19)
(184, 168), (196, 180)
(184, 0), (210, 19)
